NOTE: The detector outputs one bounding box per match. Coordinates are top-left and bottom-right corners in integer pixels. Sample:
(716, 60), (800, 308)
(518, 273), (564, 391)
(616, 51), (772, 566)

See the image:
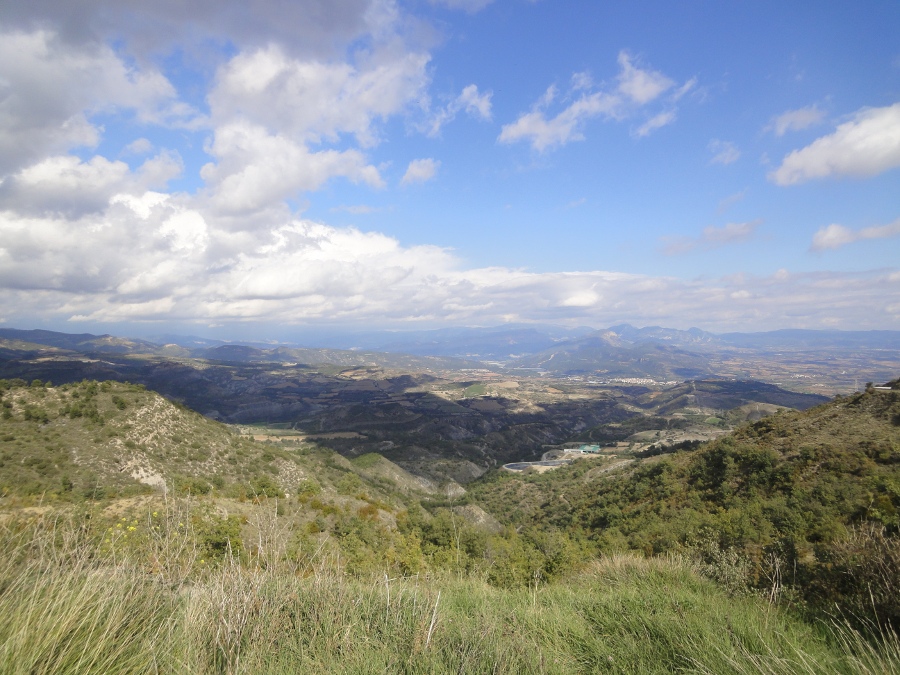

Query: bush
(336, 472), (364, 496)
(249, 475), (283, 499)
(806, 525), (900, 630)
(296, 478), (321, 498)
(175, 476), (212, 496)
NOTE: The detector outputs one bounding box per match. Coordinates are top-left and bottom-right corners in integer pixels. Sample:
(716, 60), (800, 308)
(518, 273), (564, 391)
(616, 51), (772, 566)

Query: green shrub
(336, 472), (364, 496)
(175, 476), (212, 496)
(249, 475), (283, 498)
(296, 478), (321, 498)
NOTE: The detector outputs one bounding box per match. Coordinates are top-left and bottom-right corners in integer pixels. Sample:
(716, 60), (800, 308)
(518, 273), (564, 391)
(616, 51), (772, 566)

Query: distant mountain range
(0, 328), (490, 372)
(1, 324), (897, 386)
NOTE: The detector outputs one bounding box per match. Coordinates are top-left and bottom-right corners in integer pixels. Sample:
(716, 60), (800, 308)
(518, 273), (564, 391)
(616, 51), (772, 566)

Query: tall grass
(1, 505), (899, 674)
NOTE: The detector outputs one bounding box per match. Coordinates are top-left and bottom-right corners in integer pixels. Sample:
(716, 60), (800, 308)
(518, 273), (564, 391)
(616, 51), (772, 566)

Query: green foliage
(175, 476), (212, 496)
(195, 514), (244, 558)
(351, 452), (382, 468)
(804, 524), (900, 631)
(471, 387), (900, 624)
(0, 380), (326, 504)
(21, 404), (49, 424)
(335, 472), (365, 496)
(295, 478), (321, 498)
(0, 511), (891, 674)
(249, 475), (283, 498)
(3, 377), (899, 643)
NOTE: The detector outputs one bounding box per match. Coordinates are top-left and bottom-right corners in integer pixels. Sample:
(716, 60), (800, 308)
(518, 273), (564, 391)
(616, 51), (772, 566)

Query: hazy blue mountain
(718, 329), (900, 350)
(507, 331), (713, 379)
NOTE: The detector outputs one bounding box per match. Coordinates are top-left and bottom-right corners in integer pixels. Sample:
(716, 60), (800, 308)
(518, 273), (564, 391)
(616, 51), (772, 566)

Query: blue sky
(0, 0), (898, 338)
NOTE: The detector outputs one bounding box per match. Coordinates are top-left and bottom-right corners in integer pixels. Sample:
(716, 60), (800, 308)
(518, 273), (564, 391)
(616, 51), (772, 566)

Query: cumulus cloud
(499, 50), (690, 151)
(208, 45), (430, 147)
(0, 191), (895, 331)
(193, 43), (439, 216)
(770, 103), (900, 185)
(0, 28), (194, 175)
(0, 0), (373, 60)
(0, 152), (182, 217)
(663, 220), (762, 255)
(708, 139), (740, 165)
(767, 105), (825, 136)
(200, 122), (384, 217)
(401, 158), (440, 185)
(427, 84), (492, 136)
(0, 3), (442, 226)
(0, 5), (895, 334)
(811, 218), (900, 251)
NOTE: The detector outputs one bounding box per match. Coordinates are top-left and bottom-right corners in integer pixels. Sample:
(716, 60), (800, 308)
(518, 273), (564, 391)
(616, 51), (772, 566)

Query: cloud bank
(0, 191), (897, 331)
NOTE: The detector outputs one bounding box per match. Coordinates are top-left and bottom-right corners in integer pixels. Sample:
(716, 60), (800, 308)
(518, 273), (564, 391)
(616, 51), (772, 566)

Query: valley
(0, 326), (839, 485)
(0, 326), (898, 672)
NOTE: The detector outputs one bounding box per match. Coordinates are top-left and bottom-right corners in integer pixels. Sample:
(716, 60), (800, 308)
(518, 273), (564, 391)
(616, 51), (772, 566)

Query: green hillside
(0, 377), (331, 500)
(470, 381), (900, 624)
(3, 378), (900, 671)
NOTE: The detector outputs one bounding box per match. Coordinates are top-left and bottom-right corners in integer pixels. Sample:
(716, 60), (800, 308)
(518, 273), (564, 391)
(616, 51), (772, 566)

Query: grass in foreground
(2, 506), (900, 674)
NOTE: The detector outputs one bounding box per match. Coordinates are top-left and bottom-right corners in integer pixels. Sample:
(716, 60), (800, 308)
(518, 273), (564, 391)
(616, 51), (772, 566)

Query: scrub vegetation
(1, 377), (899, 671)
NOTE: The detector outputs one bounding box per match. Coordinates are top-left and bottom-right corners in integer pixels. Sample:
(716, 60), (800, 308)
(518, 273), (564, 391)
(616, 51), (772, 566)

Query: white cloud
(767, 105), (825, 136)
(200, 122), (384, 217)
(708, 139), (740, 165)
(671, 77), (697, 101)
(428, 0), (495, 12)
(124, 138), (154, 155)
(457, 84), (493, 120)
(195, 44), (438, 215)
(0, 152), (182, 217)
(616, 51), (673, 105)
(811, 224), (856, 251)
(401, 158), (440, 185)
(0, 28), (192, 175)
(635, 111), (676, 137)
(0, 5), (439, 225)
(811, 218), (900, 251)
(209, 45), (430, 147)
(330, 204), (380, 214)
(499, 50), (689, 151)
(1, 0), (374, 60)
(571, 72), (593, 91)
(770, 103), (900, 185)
(663, 220), (762, 255)
(0, 198), (896, 330)
(427, 84), (492, 136)
(498, 91), (620, 151)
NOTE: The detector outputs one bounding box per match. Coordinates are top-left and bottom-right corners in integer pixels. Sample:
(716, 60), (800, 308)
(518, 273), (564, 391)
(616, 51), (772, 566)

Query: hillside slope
(470, 380), (900, 620)
(0, 378), (433, 504)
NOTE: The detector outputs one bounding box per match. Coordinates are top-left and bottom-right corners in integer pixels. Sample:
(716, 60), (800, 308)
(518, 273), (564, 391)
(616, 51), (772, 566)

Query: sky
(0, 0), (899, 340)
